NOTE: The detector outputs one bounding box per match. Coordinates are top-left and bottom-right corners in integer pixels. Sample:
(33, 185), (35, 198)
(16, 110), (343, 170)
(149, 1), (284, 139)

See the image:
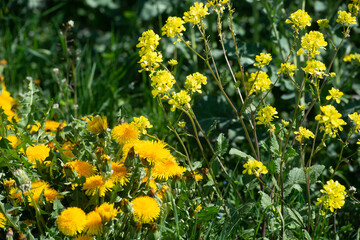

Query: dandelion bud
(120, 198), (132, 214)
(19, 233), (27, 240)
(63, 162), (77, 180)
(150, 222), (158, 231)
(148, 188), (157, 198)
(12, 169), (31, 192)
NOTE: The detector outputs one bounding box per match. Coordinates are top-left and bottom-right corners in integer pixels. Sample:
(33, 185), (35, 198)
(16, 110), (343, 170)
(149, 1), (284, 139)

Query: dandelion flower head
(95, 202), (118, 222)
(87, 116), (108, 134)
(82, 175), (114, 197)
(0, 212), (6, 228)
(57, 207), (87, 236)
(110, 162), (130, 186)
(26, 144), (50, 165)
(111, 122), (139, 145)
(131, 196), (160, 223)
(84, 211), (103, 235)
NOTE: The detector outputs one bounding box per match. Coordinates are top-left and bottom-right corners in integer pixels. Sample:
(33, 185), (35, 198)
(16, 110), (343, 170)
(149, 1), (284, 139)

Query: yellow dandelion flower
(84, 211), (103, 235)
(151, 158), (186, 181)
(87, 116), (108, 134)
(0, 212), (6, 228)
(61, 141), (75, 157)
(131, 196), (160, 223)
(69, 160), (97, 178)
(133, 140), (174, 164)
(111, 123), (139, 145)
(45, 120), (66, 132)
(26, 144), (50, 165)
(110, 162), (130, 186)
(95, 202), (118, 222)
(6, 135), (19, 149)
(82, 175), (114, 197)
(30, 180), (62, 205)
(57, 207), (87, 236)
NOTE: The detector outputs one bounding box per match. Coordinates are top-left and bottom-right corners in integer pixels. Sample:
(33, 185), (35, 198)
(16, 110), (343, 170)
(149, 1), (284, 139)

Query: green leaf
(197, 206), (219, 222)
(215, 133), (229, 157)
(260, 191), (272, 209)
(309, 165), (325, 184)
(284, 146), (298, 159)
(229, 148), (253, 160)
(270, 134), (281, 156)
(287, 168), (306, 185)
(287, 207), (304, 227)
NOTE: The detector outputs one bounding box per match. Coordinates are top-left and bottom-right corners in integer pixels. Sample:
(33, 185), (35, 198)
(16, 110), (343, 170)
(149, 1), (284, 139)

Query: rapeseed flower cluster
(242, 159), (268, 177)
(162, 16), (186, 39)
(294, 127), (315, 142)
(285, 9), (311, 33)
(183, 2), (209, 25)
(317, 180), (346, 212)
(326, 88), (343, 104)
(254, 53), (272, 67)
(256, 106), (278, 126)
(277, 62), (298, 77)
(348, 112), (360, 132)
(248, 71), (271, 95)
(137, 30), (162, 72)
(302, 59), (327, 79)
(315, 105), (347, 137)
(337, 10), (357, 25)
(299, 31), (328, 59)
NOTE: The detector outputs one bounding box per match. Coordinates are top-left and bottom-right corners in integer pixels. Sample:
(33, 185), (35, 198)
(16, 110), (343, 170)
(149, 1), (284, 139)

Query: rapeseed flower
(111, 123), (139, 145)
(337, 10), (357, 25)
(150, 70), (176, 98)
(136, 30), (161, 56)
(87, 116), (108, 134)
(138, 51), (163, 72)
(277, 62), (298, 77)
(315, 105), (347, 137)
(254, 53), (272, 67)
(294, 126), (314, 142)
(84, 211), (103, 235)
(82, 175), (114, 197)
(326, 88), (343, 104)
(348, 112), (360, 132)
(302, 59), (327, 78)
(256, 106), (278, 126)
(132, 116), (153, 134)
(183, 2), (209, 25)
(248, 71), (272, 94)
(131, 196), (160, 223)
(242, 159), (268, 177)
(168, 59), (178, 66)
(300, 31), (327, 58)
(168, 90), (191, 111)
(184, 72), (207, 94)
(57, 207), (87, 236)
(317, 19), (329, 29)
(95, 202), (118, 222)
(162, 16), (186, 38)
(26, 144), (50, 165)
(285, 9), (311, 33)
(316, 179), (346, 212)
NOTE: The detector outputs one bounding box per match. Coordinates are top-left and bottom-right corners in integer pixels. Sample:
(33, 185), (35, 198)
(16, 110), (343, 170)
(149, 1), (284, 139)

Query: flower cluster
(168, 90), (191, 112)
(277, 62), (298, 77)
(136, 30), (163, 72)
(316, 180), (346, 212)
(302, 59), (327, 79)
(254, 53), (272, 67)
(183, 2), (209, 25)
(248, 71), (272, 95)
(315, 105), (347, 137)
(162, 16), (186, 39)
(285, 9), (311, 33)
(185, 72), (207, 94)
(337, 10), (357, 25)
(256, 106), (278, 126)
(348, 112), (360, 133)
(298, 31), (327, 59)
(294, 126), (315, 142)
(242, 159), (268, 177)
(132, 115), (153, 134)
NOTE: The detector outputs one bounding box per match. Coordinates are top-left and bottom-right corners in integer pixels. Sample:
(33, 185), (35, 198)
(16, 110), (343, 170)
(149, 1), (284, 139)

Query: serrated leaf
(284, 146), (298, 159)
(260, 191), (272, 209)
(229, 148), (253, 160)
(287, 168), (306, 185)
(215, 133), (229, 157)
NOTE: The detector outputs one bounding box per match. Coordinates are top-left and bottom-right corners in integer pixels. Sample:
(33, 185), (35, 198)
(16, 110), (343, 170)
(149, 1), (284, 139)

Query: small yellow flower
(348, 112), (360, 133)
(57, 207), (87, 236)
(316, 180), (346, 212)
(132, 116), (153, 134)
(242, 159), (268, 177)
(254, 53), (272, 67)
(256, 106), (278, 126)
(183, 2), (209, 25)
(168, 90), (191, 111)
(168, 59), (178, 66)
(136, 30), (161, 56)
(162, 16), (186, 37)
(302, 59), (327, 78)
(248, 71), (272, 95)
(178, 120), (186, 128)
(315, 105), (347, 137)
(300, 31), (327, 58)
(131, 196), (160, 223)
(150, 70), (176, 98)
(184, 72), (207, 94)
(294, 126), (315, 142)
(281, 120), (289, 127)
(6, 135), (19, 149)
(277, 62), (298, 77)
(326, 88), (343, 104)
(285, 9), (311, 33)
(82, 175), (114, 197)
(337, 10), (357, 25)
